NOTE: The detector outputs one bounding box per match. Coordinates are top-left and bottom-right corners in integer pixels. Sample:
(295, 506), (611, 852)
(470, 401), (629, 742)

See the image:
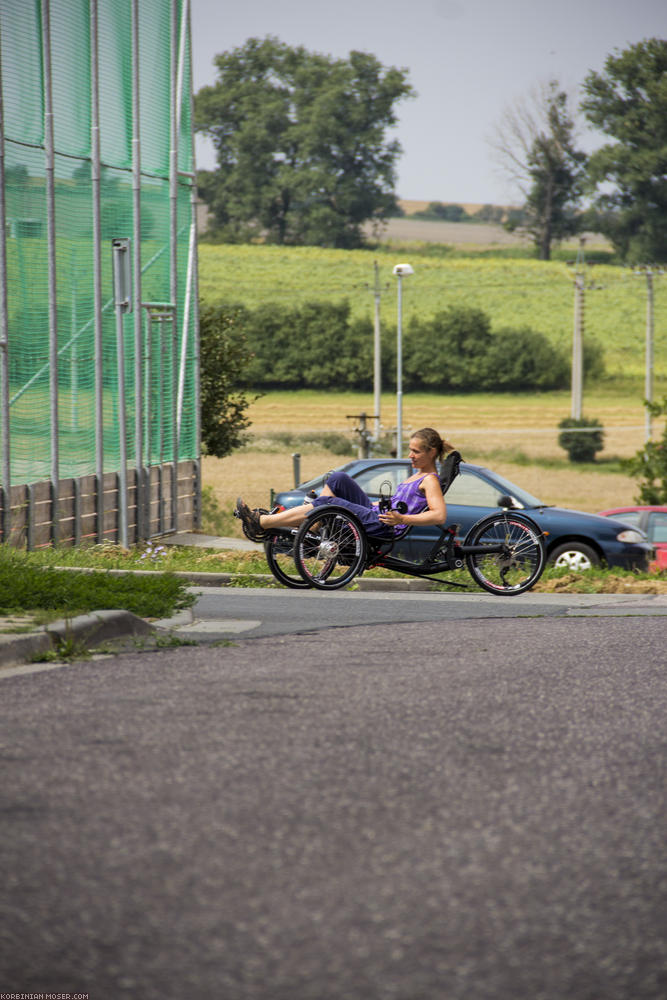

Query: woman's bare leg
(261, 478), (342, 527)
(258, 502), (314, 530)
(258, 483), (335, 529)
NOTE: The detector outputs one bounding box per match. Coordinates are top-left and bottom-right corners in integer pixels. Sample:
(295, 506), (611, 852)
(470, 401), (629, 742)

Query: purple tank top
(390, 474), (437, 536)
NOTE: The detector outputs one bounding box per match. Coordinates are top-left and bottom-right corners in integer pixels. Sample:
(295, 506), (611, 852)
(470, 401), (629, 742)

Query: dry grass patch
(535, 573), (667, 594)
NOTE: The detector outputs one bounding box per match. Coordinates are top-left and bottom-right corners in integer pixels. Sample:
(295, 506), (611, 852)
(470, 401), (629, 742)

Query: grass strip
(0, 548), (195, 619)
(5, 543), (666, 596)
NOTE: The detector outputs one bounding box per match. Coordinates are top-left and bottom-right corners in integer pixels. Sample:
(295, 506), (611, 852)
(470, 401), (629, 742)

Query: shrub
(199, 302), (255, 458)
(487, 326), (569, 391)
(405, 306), (493, 391)
(405, 310), (570, 393)
(558, 417), (605, 462)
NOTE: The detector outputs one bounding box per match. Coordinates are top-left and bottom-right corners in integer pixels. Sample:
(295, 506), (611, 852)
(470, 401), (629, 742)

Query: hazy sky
(190, 0), (666, 205)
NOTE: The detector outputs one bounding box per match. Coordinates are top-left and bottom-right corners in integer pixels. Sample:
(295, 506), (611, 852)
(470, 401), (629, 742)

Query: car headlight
(616, 529), (646, 544)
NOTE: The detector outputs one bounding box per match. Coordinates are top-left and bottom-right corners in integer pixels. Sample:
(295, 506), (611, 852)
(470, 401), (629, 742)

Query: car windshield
(484, 469), (544, 508)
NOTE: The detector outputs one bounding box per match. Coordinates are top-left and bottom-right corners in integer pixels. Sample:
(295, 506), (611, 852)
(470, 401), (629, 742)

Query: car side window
(648, 512), (667, 543)
(354, 466), (409, 497)
(445, 469), (506, 507)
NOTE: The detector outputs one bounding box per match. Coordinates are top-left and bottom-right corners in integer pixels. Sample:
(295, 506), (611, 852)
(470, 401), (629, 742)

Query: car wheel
(549, 542), (600, 571)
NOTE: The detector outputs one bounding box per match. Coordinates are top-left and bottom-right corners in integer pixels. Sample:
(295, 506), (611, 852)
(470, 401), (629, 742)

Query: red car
(598, 506), (667, 571)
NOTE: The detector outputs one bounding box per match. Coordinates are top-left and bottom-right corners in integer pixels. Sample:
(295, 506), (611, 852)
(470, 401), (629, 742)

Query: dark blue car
(273, 458), (654, 572)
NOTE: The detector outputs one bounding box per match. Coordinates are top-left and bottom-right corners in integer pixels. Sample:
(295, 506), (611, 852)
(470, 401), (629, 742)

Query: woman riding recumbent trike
(235, 428), (546, 596)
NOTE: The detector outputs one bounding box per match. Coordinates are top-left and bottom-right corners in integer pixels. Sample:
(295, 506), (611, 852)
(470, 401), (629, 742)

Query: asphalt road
(1, 604), (666, 1000)
(166, 585), (667, 641)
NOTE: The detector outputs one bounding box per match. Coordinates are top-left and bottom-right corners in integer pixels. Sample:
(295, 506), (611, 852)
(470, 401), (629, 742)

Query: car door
(647, 510), (667, 568)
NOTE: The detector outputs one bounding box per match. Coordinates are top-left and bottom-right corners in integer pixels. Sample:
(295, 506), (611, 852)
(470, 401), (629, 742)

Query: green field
(198, 243), (666, 380)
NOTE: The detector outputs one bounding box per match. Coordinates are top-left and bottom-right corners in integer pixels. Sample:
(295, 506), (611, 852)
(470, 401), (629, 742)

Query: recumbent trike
(259, 451), (546, 596)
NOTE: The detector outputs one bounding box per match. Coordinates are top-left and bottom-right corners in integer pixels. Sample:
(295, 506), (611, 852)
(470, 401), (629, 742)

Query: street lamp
(392, 263), (414, 459)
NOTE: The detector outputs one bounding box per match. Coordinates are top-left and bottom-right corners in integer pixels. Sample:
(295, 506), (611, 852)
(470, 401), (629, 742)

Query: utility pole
(392, 263), (414, 460)
(645, 266), (654, 442)
(372, 261), (382, 441)
(571, 238), (585, 420)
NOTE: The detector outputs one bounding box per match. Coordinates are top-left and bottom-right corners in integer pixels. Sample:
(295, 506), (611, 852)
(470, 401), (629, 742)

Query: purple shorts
(310, 471), (392, 539)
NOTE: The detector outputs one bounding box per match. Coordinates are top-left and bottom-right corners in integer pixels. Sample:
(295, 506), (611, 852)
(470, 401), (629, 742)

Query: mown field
(198, 242), (667, 379)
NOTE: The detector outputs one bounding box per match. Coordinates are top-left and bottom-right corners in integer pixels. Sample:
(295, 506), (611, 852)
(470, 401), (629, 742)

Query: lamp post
(392, 263), (413, 459)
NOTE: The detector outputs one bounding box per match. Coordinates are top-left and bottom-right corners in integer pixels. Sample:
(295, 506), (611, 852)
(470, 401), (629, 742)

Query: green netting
(0, 1), (43, 145)
(139, 0), (171, 178)
(0, 0), (197, 489)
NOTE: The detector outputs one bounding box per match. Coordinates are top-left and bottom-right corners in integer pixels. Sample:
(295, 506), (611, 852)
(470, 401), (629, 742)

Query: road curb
(51, 564), (441, 590)
(0, 609), (156, 670)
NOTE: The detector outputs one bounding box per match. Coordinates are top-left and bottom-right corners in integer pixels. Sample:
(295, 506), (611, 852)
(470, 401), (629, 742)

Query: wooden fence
(0, 461), (200, 549)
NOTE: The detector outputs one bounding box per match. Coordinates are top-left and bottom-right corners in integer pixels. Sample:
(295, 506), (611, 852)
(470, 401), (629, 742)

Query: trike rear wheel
(464, 511), (545, 595)
(294, 506), (367, 590)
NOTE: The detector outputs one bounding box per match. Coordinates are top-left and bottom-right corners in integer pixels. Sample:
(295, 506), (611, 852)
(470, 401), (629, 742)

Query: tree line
(199, 299), (604, 455)
(195, 37), (667, 263)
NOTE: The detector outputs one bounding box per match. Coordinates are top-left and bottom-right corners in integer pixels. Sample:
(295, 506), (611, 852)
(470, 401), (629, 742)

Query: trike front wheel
(264, 532), (310, 589)
(294, 506), (367, 590)
(464, 511), (545, 595)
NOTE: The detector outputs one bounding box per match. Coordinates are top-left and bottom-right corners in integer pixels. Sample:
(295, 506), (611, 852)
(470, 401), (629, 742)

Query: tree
(580, 39), (667, 262)
(195, 37), (414, 248)
(199, 303), (255, 457)
(490, 81), (586, 259)
(625, 398), (667, 503)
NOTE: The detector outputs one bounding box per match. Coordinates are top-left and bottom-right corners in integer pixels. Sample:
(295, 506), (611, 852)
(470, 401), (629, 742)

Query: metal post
(112, 239), (131, 548)
(143, 307), (152, 533)
(186, 0), (201, 528)
(131, 0), (144, 540)
(570, 238), (585, 422)
(645, 267), (654, 442)
(571, 272), (584, 421)
(90, 0), (104, 541)
(373, 260), (381, 441)
(42, 0), (59, 544)
(176, 217), (194, 444)
(158, 315), (166, 532)
(169, 0), (179, 531)
(0, 18), (12, 543)
(143, 306), (152, 465)
(70, 269), (78, 430)
(392, 264), (413, 460)
(396, 274), (403, 459)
